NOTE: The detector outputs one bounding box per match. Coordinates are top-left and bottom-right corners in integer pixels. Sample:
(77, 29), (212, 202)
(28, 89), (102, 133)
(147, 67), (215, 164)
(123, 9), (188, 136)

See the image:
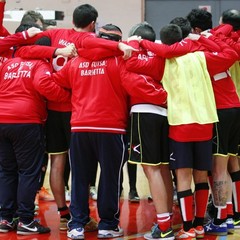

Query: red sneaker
(194, 226), (204, 238)
(175, 228), (196, 239)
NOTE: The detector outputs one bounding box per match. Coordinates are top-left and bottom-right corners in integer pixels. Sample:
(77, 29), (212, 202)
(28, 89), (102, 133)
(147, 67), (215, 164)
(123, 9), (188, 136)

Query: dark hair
(170, 17), (191, 38)
(98, 24), (122, 42)
(44, 19), (57, 26)
(186, 8), (212, 31)
(73, 4), (98, 28)
(221, 9), (240, 31)
(15, 22), (42, 33)
(160, 24), (182, 45)
(35, 36), (51, 46)
(128, 22), (156, 42)
(43, 19), (57, 31)
(21, 10), (44, 27)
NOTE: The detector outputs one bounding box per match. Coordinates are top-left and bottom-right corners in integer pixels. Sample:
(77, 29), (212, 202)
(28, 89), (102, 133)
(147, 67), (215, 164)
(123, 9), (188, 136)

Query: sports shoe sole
(129, 198), (140, 203)
(98, 233), (123, 239)
(206, 232), (227, 236)
(98, 229), (123, 239)
(0, 229), (13, 233)
(67, 233), (84, 239)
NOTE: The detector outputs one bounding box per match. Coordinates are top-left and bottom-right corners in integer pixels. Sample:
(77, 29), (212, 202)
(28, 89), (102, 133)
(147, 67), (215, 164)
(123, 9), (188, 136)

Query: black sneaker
(0, 219), (17, 233)
(17, 220), (51, 235)
(233, 217), (240, 229)
(128, 189), (140, 202)
(144, 224), (174, 239)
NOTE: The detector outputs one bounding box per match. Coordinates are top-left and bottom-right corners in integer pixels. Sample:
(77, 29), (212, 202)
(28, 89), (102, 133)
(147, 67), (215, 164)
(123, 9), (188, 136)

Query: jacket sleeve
(0, 2), (10, 37)
(119, 60), (167, 105)
(15, 45), (56, 59)
(196, 35), (221, 52)
(212, 32), (240, 58)
(125, 40), (163, 80)
(205, 36), (239, 76)
(211, 24), (233, 36)
(140, 39), (194, 58)
(32, 61), (71, 102)
(80, 33), (119, 50)
(140, 37), (221, 58)
(50, 60), (73, 89)
(0, 31), (37, 54)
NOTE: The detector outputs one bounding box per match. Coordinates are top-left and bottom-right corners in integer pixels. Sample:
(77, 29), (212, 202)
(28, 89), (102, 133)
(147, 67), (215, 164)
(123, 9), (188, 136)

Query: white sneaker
(98, 226), (123, 238)
(89, 186), (97, 201)
(67, 227), (84, 239)
(65, 187), (71, 202)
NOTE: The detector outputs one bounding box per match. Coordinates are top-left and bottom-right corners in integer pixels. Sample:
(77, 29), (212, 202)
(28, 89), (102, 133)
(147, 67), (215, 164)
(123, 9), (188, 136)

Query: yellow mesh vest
(162, 51), (218, 125)
(230, 61), (240, 99)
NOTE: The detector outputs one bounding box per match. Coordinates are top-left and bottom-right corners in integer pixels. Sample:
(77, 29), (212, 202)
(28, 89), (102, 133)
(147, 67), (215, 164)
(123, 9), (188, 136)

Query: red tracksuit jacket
(0, 57), (70, 124)
(40, 55), (167, 134)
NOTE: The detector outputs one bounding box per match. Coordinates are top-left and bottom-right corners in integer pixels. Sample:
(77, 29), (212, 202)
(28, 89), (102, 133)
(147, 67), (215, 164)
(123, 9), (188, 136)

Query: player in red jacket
(0, 37), (71, 235)
(124, 22), (175, 240)
(217, 11), (240, 230)
(187, 8), (240, 236)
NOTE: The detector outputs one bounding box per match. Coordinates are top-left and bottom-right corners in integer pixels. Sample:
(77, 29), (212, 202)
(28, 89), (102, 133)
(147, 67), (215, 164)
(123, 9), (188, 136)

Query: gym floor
(2, 165), (240, 240)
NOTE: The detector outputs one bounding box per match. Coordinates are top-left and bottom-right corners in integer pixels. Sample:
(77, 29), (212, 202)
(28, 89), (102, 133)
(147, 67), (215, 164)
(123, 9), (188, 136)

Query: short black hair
(170, 17), (191, 38)
(221, 9), (240, 31)
(35, 36), (51, 46)
(128, 22), (156, 42)
(186, 8), (212, 31)
(73, 4), (98, 28)
(98, 24), (122, 42)
(160, 24), (182, 45)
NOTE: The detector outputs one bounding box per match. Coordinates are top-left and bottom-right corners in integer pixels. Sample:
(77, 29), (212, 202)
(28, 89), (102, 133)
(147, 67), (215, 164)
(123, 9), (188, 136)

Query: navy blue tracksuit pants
(69, 132), (127, 230)
(0, 124), (45, 223)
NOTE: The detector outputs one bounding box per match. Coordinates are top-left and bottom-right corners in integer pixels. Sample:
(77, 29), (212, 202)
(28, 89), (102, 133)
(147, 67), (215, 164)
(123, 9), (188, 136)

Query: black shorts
(169, 139), (213, 170)
(128, 112), (169, 165)
(213, 108), (240, 156)
(45, 110), (71, 154)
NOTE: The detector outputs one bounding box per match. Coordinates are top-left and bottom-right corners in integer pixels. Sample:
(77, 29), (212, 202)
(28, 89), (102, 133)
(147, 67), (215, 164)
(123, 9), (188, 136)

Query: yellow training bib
(162, 51), (218, 125)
